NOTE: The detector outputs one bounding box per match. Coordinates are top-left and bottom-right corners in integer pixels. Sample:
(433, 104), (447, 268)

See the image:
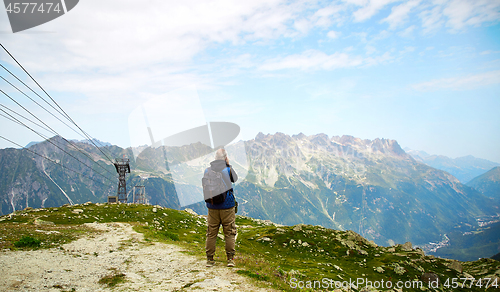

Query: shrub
(162, 230), (180, 241)
(14, 236), (41, 248)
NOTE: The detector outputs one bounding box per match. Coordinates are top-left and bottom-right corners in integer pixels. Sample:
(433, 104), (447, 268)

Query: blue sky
(0, 0), (499, 162)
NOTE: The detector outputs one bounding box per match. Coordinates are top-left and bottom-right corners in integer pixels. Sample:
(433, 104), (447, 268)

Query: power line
(0, 89), (116, 178)
(0, 44), (115, 163)
(0, 134), (114, 187)
(0, 102), (115, 183)
(0, 83), (117, 177)
(0, 64), (68, 125)
(0, 44), (73, 121)
(0, 103), (53, 133)
(0, 101), (116, 179)
(1, 75), (93, 143)
(0, 64), (115, 160)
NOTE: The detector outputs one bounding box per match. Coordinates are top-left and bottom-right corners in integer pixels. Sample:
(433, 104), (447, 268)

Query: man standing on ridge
(204, 148), (238, 267)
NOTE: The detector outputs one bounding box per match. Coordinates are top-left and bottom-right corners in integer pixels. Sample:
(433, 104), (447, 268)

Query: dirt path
(0, 222), (273, 291)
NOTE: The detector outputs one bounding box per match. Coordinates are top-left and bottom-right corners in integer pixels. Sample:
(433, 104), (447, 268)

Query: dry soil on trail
(0, 222), (274, 292)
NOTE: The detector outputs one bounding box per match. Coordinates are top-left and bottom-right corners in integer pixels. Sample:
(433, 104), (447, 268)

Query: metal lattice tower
(133, 185), (147, 204)
(113, 158), (130, 203)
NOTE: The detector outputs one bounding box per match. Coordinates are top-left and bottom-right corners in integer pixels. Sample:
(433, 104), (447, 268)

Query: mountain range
(207, 133), (499, 249)
(1, 133), (499, 259)
(467, 167), (500, 202)
(405, 149), (499, 184)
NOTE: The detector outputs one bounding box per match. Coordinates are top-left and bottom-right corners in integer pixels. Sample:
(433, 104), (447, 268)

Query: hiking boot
(206, 257), (215, 267)
(227, 258), (235, 267)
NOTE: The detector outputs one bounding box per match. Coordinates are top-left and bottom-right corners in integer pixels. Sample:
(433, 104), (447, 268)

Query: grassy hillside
(1, 203), (499, 291)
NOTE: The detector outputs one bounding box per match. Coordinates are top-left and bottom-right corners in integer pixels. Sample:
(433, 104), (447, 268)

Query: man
(205, 148), (238, 267)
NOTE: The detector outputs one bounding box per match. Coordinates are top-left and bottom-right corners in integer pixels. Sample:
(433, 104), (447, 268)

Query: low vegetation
(13, 235), (41, 248)
(98, 268), (126, 287)
(1, 203), (499, 291)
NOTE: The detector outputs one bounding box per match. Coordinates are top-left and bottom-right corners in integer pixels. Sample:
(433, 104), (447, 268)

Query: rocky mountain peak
(308, 133), (331, 146)
(255, 132), (266, 141)
(253, 132), (295, 147)
(335, 135), (362, 146)
(330, 135), (409, 159)
(370, 138), (408, 157)
(251, 132), (411, 160)
(269, 132), (293, 145)
(292, 132), (307, 140)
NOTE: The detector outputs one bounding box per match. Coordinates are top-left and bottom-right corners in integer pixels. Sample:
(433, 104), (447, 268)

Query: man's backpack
(202, 167), (228, 205)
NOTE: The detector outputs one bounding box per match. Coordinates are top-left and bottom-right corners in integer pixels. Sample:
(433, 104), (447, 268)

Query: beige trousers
(206, 207), (236, 259)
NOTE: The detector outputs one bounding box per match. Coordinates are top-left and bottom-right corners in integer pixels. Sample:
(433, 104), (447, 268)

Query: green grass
(1, 203), (500, 291)
(0, 221), (98, 250)
(98, 268), (126, 287)
(237, 269), (270, 281)
(13, 235), (41, 248)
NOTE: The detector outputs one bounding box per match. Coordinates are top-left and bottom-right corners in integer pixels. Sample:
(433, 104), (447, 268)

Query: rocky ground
(0, 222), (273, 292)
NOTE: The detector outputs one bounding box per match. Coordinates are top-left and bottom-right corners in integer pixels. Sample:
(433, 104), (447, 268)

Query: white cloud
(445, 0), (500, 30)
(398, 24), (416, 37)
(0, 0), (498, 112)
(480, 50), (500, 55)
(342, 0), (369, 6)
(312, 4), (344, 27)
(419, 6), (444, 34)
(259, 49), (363, 71)
(366, 45), (377, 55)
(401, 46), (416, 54)
(443, 0), (476, 30)
(259, 48), (399, 71)
(1, 0), (319, 72)
(293, 17), (313, 34)
(412, 70), (500, 91)
(364, 51), (393, 66)
(0, 0), (317, 111)
(419, 0), (500, 33)
(371, 29), (391, 41)
(327, 30), (340, 39)
(351, 0), (400, 22)
(342, 0), (500, 33)
(382, 0), (421, 29)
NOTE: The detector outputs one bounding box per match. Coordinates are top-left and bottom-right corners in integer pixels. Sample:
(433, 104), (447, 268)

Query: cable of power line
(0, 44), (115, 163)
(0, 64), (68, 122)
(0, 134), (113, 187)
(0, 78), (117, 176)
(0, 103), (53, 133)
(0, 104), (115, 183)
(0, 68), (115, 163)
(0, 89), (116, 177)
(1, 75), (89, 141)
(0, 101), (116, 179)
(0, 64), (115, 160)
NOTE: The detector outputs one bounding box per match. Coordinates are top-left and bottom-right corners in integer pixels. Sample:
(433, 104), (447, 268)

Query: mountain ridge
(405, 148), (500, 183)
(467, 166), (500, 202)
(207, 132), (499, 249)
(1, 133), (499, 257)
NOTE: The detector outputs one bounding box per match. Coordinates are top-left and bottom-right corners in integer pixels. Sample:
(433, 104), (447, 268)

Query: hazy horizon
(15, 131), (500, 165)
